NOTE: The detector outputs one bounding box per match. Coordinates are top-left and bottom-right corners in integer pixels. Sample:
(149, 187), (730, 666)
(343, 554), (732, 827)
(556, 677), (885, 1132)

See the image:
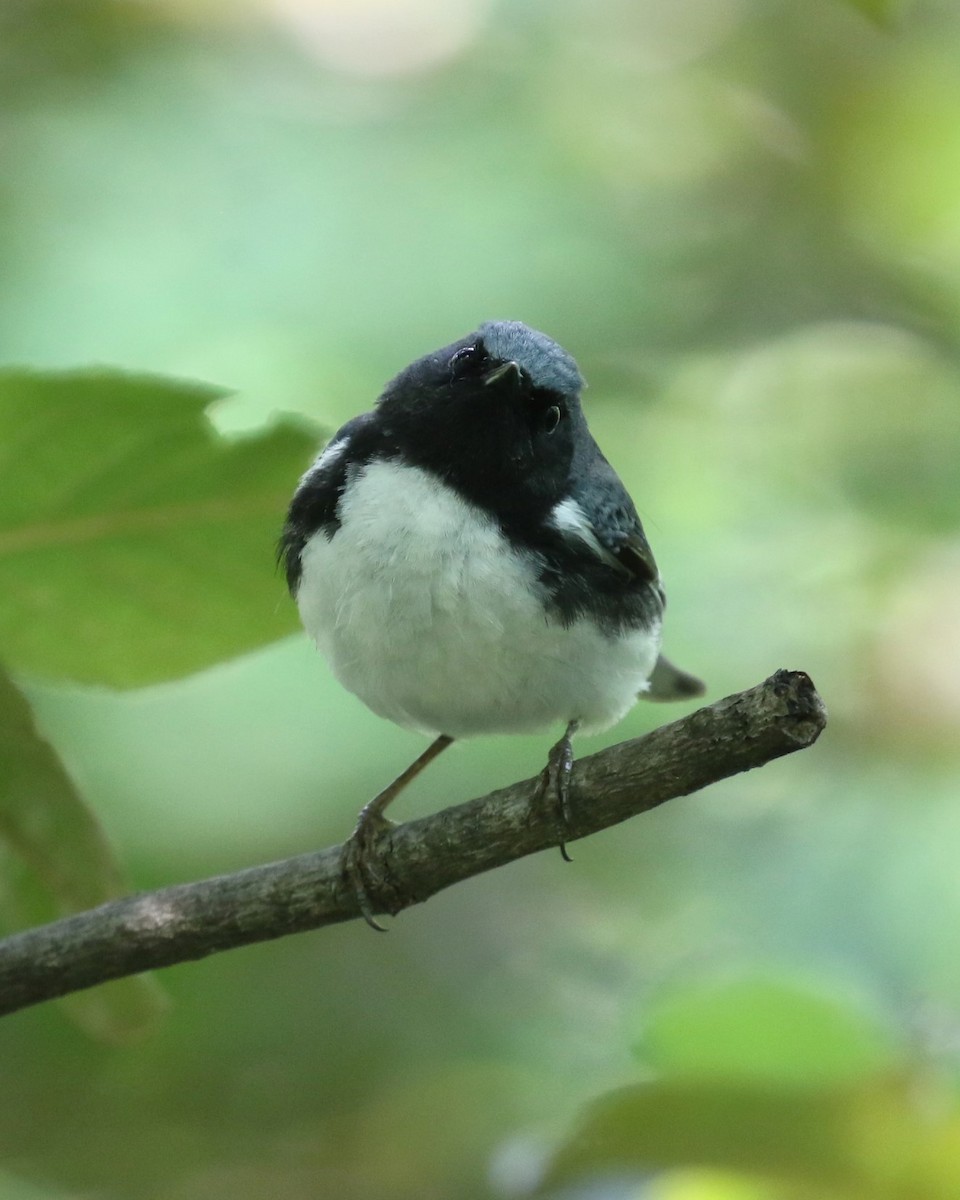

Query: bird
(280, 320), (703, 928)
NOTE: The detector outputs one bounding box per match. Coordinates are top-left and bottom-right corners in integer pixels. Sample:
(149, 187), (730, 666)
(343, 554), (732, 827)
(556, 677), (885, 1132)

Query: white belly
(297, 461), (660, 738)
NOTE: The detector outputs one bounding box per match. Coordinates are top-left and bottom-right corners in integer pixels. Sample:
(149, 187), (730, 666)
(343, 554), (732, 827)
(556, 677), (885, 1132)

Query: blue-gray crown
(478, 320), (585, 396)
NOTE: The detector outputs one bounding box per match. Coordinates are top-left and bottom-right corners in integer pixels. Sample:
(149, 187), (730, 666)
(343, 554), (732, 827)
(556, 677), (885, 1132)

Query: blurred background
(2, 0), (960, 1196)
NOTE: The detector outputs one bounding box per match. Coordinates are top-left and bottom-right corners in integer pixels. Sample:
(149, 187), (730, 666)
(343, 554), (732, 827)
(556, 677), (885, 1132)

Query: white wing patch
(550, 497), (621, 570)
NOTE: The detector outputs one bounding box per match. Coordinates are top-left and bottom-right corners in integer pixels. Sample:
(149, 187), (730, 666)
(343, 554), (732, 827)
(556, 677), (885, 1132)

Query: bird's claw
(339, 734), (455, 932)
(536, 721), (579, 861)
(340, 808), (398, 932)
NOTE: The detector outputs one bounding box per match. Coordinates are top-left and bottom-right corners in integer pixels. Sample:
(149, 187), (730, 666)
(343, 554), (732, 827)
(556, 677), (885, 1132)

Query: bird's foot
(340, 804), (399, 932)
(339, 734), (455, 931)
(536, 720), (579, 861)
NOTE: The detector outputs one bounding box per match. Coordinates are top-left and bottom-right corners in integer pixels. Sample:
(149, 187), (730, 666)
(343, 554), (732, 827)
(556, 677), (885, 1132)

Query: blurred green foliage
(0, 663), (167, 1041)
(1, 0), (959, 1198)
(548, 1074), (960, 1198)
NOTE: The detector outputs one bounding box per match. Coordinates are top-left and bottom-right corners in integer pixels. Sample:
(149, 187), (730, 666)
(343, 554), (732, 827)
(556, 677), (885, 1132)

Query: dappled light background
(2, 0), (960, 1197)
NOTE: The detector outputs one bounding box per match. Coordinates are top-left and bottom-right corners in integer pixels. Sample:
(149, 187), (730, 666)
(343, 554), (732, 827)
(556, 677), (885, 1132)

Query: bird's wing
(555, 447), (661, 587)
(610, 529), (659, 586)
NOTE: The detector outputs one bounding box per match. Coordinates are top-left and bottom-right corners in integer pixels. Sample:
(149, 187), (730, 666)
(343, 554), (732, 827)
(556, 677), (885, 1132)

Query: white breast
(296, 460), (661, 738)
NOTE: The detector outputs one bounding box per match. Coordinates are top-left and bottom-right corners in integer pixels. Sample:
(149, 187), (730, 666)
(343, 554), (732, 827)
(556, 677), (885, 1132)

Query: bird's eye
(450, 343), (485, 377)
(542, 405), (562, 434)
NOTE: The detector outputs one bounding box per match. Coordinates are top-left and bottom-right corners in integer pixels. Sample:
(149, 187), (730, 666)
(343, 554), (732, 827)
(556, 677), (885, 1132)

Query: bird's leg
(537, 719), (580, 862)
(341, 734), (454, 931)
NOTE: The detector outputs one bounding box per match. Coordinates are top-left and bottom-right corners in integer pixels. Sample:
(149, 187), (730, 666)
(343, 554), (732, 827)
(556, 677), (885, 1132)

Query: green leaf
(0, 662), (167, 1040)
(0, 369), (319, 687)
(544, 1076), (960, 1198)
(634, 978), (900, 1086)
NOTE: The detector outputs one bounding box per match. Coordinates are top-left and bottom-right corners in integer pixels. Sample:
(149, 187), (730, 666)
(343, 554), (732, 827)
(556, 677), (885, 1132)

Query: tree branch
(0, 670), (825, 1019)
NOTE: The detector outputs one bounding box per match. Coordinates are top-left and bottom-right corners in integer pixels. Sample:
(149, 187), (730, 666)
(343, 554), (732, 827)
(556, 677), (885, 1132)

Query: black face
(375, 334), (584, 523)
(282, 323), (662, 633)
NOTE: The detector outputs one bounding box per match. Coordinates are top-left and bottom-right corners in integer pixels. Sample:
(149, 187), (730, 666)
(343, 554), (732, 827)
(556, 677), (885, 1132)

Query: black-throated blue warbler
(280, 320), (703, 928)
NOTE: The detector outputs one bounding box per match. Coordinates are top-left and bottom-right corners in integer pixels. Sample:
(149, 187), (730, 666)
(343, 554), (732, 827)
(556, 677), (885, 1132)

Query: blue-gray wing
(564, 439), (661, 589)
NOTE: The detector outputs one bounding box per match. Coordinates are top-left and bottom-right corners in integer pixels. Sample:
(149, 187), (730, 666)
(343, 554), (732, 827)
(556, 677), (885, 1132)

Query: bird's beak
(483, 360), (522, 387)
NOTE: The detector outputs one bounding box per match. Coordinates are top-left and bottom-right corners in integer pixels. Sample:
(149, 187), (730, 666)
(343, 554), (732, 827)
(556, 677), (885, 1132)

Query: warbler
(281, 321), (703, 927)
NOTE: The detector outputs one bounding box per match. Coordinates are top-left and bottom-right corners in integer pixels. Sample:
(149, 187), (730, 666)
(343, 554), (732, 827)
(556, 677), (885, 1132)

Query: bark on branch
(0, 670), (825, 1019)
